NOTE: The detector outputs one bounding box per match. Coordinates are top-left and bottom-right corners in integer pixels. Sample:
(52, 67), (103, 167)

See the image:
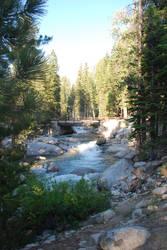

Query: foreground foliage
(0, 165), (111, 249)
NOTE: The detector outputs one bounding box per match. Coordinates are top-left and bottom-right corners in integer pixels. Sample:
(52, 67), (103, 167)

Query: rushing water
(38, 126), (114, 186)
(48, 126), (107, 175)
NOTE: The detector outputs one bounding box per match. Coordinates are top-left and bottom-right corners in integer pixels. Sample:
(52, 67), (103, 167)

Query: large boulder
(99, 159), (133, 190)
(96, 137), (106, 146)
(99, 226), (150, 250)
(106, 144), (136, 160)
(27, 141), (64, 157)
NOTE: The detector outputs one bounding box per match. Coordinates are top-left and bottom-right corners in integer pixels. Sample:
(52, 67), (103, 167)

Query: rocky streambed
(21, 119), (167, 250)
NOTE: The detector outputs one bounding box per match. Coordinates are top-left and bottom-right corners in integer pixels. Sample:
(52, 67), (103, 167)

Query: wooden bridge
(57, 120), (100, 127)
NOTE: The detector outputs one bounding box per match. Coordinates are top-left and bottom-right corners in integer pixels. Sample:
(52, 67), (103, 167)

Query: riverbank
(3, 119), (167, 250)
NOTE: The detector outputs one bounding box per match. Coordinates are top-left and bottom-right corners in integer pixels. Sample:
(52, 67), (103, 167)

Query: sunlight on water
(48, 139), (104, 175)
(75, 140), (96, 153)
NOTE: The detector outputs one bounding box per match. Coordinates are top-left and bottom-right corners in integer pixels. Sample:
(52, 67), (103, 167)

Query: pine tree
(0, 0), (51, 143)
(43, 50), (61, 120)
(60, 77), (71, 119)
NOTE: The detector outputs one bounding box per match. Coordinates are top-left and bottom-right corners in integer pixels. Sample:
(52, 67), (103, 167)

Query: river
(39, 125), (115, 186)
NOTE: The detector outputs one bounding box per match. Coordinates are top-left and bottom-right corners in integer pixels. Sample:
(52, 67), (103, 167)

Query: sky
(39, 0), (132, 83)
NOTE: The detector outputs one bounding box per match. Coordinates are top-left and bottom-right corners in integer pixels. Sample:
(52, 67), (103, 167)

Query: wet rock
(96, 137), (106, 146)
(99, 159), (133, 190)
(47, 166), (59, 173)
(27, 141), (64, 157)
(99, 226), (150, 250)
(47, 162), (60, 173)
(37, 136), (59, 145)
(71, 167), (96, 176)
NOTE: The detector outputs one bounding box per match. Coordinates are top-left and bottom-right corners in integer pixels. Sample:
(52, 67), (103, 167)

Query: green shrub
(0, 175), (111, 249)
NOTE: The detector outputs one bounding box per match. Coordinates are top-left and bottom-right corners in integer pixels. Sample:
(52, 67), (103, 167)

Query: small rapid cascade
(38, 125), (110, 186)
(48, 140), (104, 176)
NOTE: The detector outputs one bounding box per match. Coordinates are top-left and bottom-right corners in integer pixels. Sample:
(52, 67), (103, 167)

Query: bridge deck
(57, 120), (100, 126)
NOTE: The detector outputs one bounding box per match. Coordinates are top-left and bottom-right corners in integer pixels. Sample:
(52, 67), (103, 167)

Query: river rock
(114, 149), (130, 159)
(89, 209), (115, 224)
(47, 162), (60, 173)
(106, 144), (129, 154)
(96, 137), (106, 146)
(135, 199), (151, 209)
(27, 141), (64, 157)
(134, 162), (146, 168)
(99, 159), (133, 190)
(145, 160), (163, 173)
(99, 226), (150, 250)
(71, 168), (96, 176)
(115, 128), (131, 141)
(36, 136), (59, 145)
(30, 167), (47, 176)
(125, 148), (136, 160)
(152, 186), (167, 196)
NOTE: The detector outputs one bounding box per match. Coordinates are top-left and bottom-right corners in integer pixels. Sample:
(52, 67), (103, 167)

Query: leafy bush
(0, 174), (111, 249)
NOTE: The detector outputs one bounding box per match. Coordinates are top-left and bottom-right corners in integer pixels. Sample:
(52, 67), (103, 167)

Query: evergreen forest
(1, 0), (167, 248)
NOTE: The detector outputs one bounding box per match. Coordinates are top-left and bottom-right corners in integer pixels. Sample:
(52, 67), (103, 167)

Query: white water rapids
(41, 126), (110, 186)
